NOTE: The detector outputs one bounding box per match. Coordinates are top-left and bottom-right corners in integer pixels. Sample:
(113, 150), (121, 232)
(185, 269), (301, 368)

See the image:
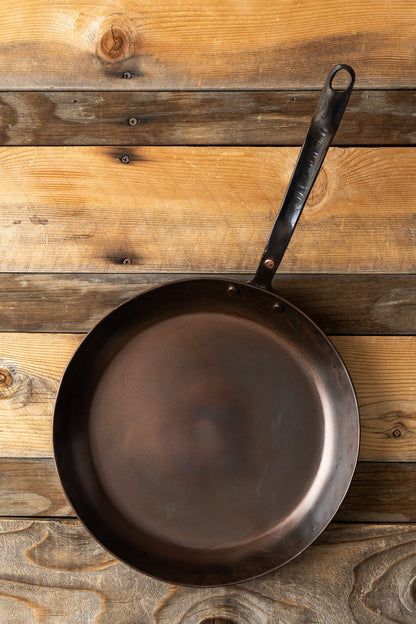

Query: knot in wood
(99, 25), (131, 62)
(0, 367), (13, 388)
(96, 13), (142, 65)
(387, 418), (406, 439)
(0, 358), (38, 408)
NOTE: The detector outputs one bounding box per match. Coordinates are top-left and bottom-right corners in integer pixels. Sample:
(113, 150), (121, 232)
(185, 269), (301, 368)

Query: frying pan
(54, 64), (359, 586)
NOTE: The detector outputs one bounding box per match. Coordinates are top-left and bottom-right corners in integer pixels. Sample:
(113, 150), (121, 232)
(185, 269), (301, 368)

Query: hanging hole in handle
(330, 67), (353, 91)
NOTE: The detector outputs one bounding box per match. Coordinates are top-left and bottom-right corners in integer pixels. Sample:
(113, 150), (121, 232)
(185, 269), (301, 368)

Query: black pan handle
(250, 64), (355, 291)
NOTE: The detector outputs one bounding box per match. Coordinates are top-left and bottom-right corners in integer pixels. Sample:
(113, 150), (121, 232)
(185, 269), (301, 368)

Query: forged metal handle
(251, 64), (355, 291)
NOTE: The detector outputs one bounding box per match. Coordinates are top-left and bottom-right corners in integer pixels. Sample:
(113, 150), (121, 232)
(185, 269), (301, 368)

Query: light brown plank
(1, 90), (415, 146)
(332, 336), (416, 462)
(0, 146), (416, 274)
(0, 333), (79, 458)
(0, 459), (72, 517)
(2, 458), (416, 523)
(0, 520), (414, 622)
(0, 273), (415, 335)
(0, 333), (415, 461)
(0, 1), (415, 89)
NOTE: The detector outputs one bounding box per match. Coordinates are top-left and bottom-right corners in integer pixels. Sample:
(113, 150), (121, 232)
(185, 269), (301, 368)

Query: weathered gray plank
(0, 273), (413, 334)
(336, 462), (416, 523)
(0, 520), (414, 622)
(0, 90), (415, 146)
(2, 458), (416, 523)
(0, 273), (416, 335)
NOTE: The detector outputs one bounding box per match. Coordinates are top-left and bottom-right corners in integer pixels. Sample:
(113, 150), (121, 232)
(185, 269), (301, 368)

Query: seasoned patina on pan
(54, 65), (359, 586)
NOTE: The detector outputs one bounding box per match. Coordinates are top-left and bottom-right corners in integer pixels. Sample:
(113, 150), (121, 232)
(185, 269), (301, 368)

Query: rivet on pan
(120, 155), (131, 164)
(264, 258), (275, 269)
(128, 117), (138, 126)
(392, 428), (402, 438)
(227, 284), (240, 295)
(273, 302), (285, 312)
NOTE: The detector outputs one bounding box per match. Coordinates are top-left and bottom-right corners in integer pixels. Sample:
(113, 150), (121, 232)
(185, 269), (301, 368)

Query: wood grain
(0, 519), (165, 623)
(2, 458), (416, 523)
(0, 333), (79, 457)
(336, 462), (416, 523)
(0, 90), (415, 146)
(0, 520), (415, 622)
(157, 524), (416, 623)
(331, 336), (416, 462)
(0, 459), (72, 517)
(0, 333), (415, 461)
(0, 273), (414, 334)
(0, 146), (416, 273)
(0, 1), (415, 89)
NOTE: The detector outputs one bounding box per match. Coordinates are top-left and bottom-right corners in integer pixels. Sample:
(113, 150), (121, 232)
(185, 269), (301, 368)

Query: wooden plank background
(1, 0), (415, 89)
(0, 146), (415, 274)
(1, 90), (415, 146)
(0, 1), (415, 622)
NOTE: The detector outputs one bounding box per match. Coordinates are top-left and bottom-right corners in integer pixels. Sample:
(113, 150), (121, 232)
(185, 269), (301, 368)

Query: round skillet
(54, 65), (359, 586)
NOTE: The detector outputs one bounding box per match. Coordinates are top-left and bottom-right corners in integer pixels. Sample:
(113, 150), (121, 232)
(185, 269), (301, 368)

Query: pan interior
(88, 311), (328, 551)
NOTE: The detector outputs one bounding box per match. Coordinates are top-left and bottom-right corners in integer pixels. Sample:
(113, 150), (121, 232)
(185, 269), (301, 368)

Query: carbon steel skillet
(54, 65), (359, 586)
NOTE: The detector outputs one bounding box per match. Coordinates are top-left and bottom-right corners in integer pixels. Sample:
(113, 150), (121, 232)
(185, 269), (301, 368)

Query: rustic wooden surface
(0, 520), (415, 623)
(0, 0), (415, 621)
(0, 90), (415, 146)
(0, 146), (416, 273)
(0, 273), (414, 334)
(1, 1), (415, 89)
(0, 332), (415, 461)
(2, 458), (416, 524)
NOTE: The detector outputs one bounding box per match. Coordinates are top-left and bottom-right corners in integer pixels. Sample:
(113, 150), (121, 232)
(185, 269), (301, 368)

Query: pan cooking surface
(89, 312), (328, 550)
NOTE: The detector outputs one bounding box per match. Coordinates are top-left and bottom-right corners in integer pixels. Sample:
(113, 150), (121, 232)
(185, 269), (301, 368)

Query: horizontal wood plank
(0, 1), (415, 89)
(0, 333), (415, 461)
(0, 459), (72, 517)
(2, 458), (416, 524)
(331, 336), (416, 462)
(1, 90), (415, 146)
(1, 146), (416, 274)
(0, 520), (415, 622)
(0, 273), (414, 335)
(336, 462), (416, 523)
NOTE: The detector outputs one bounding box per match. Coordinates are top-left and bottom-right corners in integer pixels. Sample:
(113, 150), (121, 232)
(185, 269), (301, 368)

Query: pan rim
(53, 277), (360, 586)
